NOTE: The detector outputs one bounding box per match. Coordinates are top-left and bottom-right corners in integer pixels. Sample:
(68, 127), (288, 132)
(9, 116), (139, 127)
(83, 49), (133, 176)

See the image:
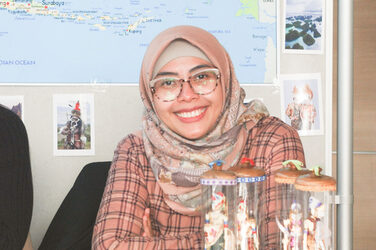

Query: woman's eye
(196, 74), (207, 80)
(159, 79), (176, 88)
(162, 80), (174, 86)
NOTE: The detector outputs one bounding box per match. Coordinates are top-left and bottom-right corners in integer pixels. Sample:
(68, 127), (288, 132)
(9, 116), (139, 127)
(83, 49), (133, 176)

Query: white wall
(0, 83), (328, 248)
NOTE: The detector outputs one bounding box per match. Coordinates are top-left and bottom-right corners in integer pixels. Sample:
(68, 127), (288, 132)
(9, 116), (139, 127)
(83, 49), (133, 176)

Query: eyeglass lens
(153, 69), (219, 102)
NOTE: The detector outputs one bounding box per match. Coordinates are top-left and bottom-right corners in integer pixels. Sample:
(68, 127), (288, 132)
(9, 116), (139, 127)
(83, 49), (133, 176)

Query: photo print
(0, 95), (24, 120)
(53, 94), (95, 156)
(283, 0), (324, 54)
(280, 73), (323, 136)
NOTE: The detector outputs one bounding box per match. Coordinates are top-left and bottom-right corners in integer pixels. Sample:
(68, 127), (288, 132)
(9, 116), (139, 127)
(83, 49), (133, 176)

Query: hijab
(139, 25), (269, 215)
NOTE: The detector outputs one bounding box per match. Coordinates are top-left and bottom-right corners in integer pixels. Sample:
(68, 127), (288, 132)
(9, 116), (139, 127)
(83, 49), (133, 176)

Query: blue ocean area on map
(0, 0), (276, 83)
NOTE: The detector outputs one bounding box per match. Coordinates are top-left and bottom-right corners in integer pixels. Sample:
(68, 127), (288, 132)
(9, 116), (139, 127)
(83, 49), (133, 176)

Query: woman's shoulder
(254, 116), (299, 138)
(117, 132), (143, 147)
(111, 133), (149, 173)
(115, 132), (145, 156)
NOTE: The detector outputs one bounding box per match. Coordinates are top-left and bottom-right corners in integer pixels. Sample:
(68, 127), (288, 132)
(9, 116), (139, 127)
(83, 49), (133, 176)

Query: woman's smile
(175, 107), (207, 121)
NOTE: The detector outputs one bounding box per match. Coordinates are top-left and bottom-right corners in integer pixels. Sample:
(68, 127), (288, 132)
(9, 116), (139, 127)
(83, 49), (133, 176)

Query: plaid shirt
(92, 116), (305, 249)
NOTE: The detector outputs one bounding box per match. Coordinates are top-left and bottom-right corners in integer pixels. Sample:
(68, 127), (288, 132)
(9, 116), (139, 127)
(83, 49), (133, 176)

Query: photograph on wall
(53, 94), (94, 156)
(0, 95), (24, 120)
(283, 0), (324, 54)
(280, 73), (323, 136)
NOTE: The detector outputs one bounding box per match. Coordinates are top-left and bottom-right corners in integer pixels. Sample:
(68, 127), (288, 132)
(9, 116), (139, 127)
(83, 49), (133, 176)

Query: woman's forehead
(156, 56), (213, 75)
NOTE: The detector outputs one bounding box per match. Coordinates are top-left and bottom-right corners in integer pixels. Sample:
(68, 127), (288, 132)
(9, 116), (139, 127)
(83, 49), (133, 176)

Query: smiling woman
(153, 56), (223, 140)
(92, 25), (305, 249)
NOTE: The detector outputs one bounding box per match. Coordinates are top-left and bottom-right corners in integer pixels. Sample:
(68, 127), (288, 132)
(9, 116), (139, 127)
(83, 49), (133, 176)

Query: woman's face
(152, 56), (224, 140)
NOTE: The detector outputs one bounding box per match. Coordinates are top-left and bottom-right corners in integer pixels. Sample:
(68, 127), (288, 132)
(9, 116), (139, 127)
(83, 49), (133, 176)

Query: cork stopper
(294, 166), (336, 192)
(275, 160), (311, 184)
(231, 157), (265, 178)
(200, 160), (237, 185)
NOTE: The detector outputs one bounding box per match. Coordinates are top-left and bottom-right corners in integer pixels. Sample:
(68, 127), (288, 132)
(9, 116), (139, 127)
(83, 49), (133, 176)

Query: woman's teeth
(176, 108), (206, 118)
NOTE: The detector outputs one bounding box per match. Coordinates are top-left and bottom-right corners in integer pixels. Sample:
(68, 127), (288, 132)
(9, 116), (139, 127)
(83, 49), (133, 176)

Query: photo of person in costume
(92, 25), (305, 249)
(54, 94), (94, 156)
(281, 74), (323, 136)
(59, 101), (86, 149)
(285, 84), (317, 131)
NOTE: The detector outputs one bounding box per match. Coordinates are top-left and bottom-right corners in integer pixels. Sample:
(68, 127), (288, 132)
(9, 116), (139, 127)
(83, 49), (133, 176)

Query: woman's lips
(175, 107), (207, 122)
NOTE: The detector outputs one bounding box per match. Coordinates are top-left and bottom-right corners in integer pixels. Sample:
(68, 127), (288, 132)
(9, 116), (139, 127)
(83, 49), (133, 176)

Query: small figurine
(294, 166), (336, 250)
(232, 157), (265, 249)
(237, 200), (259, 250)
(204, 191), (235, 249)
(303, 196), (331, 250)
(276, 202), (303, 250)
(201, 160), (237, 250)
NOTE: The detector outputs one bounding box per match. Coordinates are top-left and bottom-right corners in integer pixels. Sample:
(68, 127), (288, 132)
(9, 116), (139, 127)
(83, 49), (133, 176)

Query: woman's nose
(177, 81), (199, 102)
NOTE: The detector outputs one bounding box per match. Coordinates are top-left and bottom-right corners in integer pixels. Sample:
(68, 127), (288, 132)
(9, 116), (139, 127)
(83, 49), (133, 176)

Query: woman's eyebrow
(189, 64), (213, 73)
(154, 71), (179, 78)
(155, 64), (213, 78)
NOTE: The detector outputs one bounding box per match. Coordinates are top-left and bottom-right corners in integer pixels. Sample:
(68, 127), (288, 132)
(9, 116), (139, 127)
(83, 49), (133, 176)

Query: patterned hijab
(139, 25), (269, 216)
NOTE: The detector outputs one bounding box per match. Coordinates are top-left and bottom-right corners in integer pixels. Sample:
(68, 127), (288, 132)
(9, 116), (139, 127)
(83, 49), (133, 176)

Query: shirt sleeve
(92, 135), (203, 250)
(262, 126), (305, 249)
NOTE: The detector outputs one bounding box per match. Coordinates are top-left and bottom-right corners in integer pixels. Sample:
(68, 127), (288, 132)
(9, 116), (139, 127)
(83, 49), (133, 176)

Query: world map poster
(0, 0), (277, 84)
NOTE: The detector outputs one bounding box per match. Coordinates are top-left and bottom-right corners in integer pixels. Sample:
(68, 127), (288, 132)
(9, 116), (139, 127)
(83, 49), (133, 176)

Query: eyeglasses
(150, 68), (220, 102)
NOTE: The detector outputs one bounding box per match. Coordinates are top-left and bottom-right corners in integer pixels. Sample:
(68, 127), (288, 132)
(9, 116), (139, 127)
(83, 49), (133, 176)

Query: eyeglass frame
(149, 68), (221, 102)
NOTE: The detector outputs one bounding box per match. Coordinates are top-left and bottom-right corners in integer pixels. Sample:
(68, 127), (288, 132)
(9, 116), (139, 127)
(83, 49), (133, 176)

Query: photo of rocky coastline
(284, 0), (323, 53)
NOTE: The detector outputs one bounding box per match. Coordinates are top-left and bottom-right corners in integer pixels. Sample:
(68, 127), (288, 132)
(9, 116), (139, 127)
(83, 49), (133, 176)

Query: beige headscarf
(139, 25), (269, 216)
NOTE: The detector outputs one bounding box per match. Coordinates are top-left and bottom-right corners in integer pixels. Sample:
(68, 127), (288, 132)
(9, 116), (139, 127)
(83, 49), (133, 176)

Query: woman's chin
(175, 123), (217, 140)
(174, 127), (206, 140)
(180, 131), (206, 140)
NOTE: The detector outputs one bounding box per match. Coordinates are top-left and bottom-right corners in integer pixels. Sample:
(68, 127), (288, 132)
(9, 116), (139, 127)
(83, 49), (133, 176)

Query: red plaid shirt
(92, 116), (305, 249)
